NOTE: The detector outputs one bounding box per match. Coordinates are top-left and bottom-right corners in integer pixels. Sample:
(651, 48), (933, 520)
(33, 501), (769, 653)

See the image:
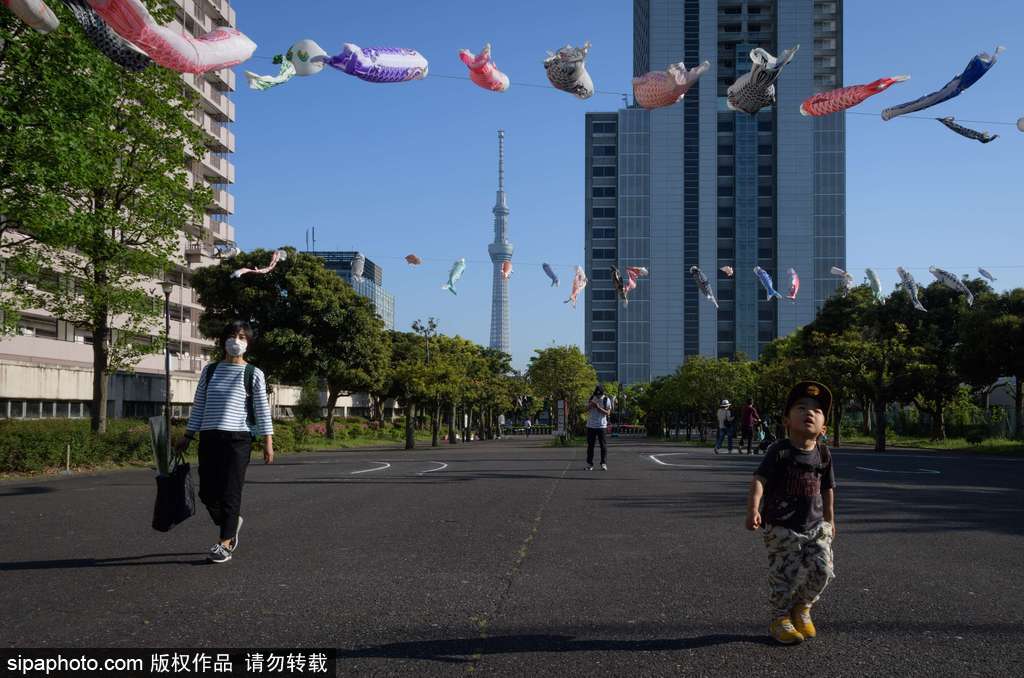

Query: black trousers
(198, 431), (251, 541)
(586, 428), (608, 465)
(740, 425), (755, 454)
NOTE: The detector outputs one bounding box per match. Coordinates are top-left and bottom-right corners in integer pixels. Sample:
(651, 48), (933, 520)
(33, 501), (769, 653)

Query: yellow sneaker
(770, 616), (805, 645)
(790, 604), (816, 639)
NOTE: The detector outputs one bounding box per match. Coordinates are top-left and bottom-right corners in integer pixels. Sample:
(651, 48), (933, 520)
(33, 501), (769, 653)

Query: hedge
(0, 418), (411, 473)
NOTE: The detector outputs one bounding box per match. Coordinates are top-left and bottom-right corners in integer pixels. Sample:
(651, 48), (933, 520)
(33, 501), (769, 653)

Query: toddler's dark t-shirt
(754, 439), (836, 533)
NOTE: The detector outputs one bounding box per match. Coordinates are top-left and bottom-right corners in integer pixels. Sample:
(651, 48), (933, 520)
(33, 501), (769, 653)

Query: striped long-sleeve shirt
(186, 362), (274, 436)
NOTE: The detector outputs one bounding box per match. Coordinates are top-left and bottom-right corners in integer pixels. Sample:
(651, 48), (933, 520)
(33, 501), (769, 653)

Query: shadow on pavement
(0, 485), (56, 497)
(0, 553), (208, 571)
(337, 633), (771, 663)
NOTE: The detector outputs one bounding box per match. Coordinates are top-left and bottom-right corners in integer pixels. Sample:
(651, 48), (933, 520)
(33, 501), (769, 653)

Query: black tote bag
(152, 459), (196, 532)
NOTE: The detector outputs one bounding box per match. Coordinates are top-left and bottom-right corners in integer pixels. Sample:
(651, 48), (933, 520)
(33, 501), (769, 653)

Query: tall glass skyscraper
(307, 251), (397, 331)
(585, 0), (845, 384)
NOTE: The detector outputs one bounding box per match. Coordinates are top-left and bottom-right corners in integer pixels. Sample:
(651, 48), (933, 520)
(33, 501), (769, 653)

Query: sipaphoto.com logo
(7, 653), (142, 676)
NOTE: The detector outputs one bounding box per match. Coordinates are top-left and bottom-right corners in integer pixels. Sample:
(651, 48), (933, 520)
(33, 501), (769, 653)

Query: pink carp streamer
(786, 268), (800, 300)
(231, 250), (287, 279)
(3, 0), (58, 32)
(632, 61), (709, 110)
(564, 266), (587, 308)
(459, 43), (509, 92)
(720, 266), (734, 277)
(87, 0), (256, 73)
(501, 261), (513, 280)
(800, 75), (909, 116)
(405, 254), (422, 266)
(621, 266), (648, 305)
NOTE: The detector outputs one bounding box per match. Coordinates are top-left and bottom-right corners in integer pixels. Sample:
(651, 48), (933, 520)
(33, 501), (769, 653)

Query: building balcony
(205, 67), (236, 92)
(209, 188), (235, 214)
(183, 72), (235, 122)
(202, 0), (235, 28)
(201, 114), (235, 153)
(200, 152), (234, 184)
(184, 241), (208, 264)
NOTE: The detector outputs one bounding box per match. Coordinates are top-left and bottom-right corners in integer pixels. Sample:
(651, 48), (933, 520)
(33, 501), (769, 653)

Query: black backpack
(202, 361), (257, 438)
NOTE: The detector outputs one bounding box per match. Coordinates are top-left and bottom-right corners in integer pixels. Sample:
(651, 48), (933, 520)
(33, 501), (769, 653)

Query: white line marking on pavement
(418, 462), (448, 475)
(350, 462), (391, 475)
(856, 466), (941, 475)
(649, 453), (712, 469)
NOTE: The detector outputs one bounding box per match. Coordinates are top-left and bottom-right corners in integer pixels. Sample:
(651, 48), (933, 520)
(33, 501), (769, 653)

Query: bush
(293, 379), (323, 423)
(0, 419), (177, 473)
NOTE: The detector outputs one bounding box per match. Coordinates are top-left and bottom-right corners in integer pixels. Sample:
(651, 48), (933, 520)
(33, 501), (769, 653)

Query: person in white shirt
(715, 399), (735, 454)
(176, 321), (274, 564)
(586, 385), (613, 470)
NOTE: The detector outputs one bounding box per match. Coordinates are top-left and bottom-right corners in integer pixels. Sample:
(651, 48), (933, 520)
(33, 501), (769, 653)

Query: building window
(592, 331), (616, 342)
(592, 248), (616, 260)
(592, 289), (616, 301)
(591, 351), (616, 364)
(593, 208), (616, 219)
(592, 187), (616, 198)
(590, 268), (610, 280)
(593, 228), (616, 239)
(592, 310), (616, 322)
(594, 145), (616, 156)
(593, 166), (616, 177)
(593, 122), (616, 134)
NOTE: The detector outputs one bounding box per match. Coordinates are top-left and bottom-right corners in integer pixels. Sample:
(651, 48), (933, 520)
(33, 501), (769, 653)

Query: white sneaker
(586, 465), (593, 471)
(229, 516), (243, 552)
(208, 543), (232, 564)
(601, 463), (608, 471)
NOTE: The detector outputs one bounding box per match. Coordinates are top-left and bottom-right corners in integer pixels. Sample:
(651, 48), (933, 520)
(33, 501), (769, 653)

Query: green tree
(192, 250), (390, 438)
(2, 4), (210, 432)
(293, 378), (323, 423)
(526, 346), (597, 435)
(959, 288), (1024, 438)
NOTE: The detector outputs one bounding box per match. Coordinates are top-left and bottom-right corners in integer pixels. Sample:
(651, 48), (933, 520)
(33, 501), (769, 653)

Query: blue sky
(229, 1), (1023, 369)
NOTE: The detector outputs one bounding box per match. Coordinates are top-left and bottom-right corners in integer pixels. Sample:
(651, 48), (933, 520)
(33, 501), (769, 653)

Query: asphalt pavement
(2, 437), (1022, 677)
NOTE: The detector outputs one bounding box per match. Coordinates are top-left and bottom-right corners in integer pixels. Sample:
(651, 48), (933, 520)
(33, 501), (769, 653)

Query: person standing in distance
(715, 399), (735, 454)
(176, 321), (274, 564)
(586, 385), (613, 470)
(739, 398), (762, 455)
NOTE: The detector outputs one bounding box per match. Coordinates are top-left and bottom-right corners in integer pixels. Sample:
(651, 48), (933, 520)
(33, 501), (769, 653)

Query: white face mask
(225, 338), (247, 357)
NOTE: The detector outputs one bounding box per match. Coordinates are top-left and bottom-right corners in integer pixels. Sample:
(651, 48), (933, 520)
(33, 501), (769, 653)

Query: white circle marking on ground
(649, 453), (713, 469)
(418, 462), (448, 475)
(350, 462), (391, 475)
(856, 466), (941, 475)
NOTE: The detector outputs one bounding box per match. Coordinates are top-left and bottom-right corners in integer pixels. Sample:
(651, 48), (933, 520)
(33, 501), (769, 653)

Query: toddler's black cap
(784, 381), (833, 422)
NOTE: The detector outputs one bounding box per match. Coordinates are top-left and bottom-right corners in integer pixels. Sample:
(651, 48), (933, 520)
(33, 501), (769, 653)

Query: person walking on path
(740, 398), (762, 455)
(746, 381), (837, 645)
(524, 418), (532, 437)
(714, 400), (735, 454)
(176, 321), (274, 564)
(585, 385), (613, 470)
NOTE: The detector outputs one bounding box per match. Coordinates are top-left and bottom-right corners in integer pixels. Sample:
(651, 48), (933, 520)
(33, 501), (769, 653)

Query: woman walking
(176, 321), (274, 564)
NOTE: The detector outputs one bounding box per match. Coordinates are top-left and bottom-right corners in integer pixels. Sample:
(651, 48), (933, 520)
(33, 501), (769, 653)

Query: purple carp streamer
(324, 44), (428, 83)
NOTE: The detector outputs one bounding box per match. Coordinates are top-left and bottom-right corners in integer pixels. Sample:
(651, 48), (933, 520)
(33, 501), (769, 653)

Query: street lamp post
(160, 280), (174, 466)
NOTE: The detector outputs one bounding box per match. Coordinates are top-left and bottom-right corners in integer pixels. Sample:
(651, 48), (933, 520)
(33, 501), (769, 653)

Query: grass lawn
(839, 434), (1024, 455)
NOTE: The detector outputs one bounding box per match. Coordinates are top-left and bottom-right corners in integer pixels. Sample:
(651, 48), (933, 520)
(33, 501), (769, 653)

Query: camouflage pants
(763, 521), (835, 619)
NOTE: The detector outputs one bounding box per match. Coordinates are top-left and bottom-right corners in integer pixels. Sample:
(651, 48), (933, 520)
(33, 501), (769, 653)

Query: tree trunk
(872, 395), (888, 454)
(861, 398), (871, 435)
(404, 401), (416, 450)
(90, 312), (110, 434)
(932, 401), (947, 441)
(324, 389), (341, 439)
(449, 402), (458, 444)
(833, 403), (843, 447)
(1015, 376), (1023, 440)
(431, 402), (440, 447)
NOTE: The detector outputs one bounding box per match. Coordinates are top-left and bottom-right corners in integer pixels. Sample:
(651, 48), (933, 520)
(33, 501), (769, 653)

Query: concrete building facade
(585, 0), (845, 384)
(0, 1), (251, 419)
